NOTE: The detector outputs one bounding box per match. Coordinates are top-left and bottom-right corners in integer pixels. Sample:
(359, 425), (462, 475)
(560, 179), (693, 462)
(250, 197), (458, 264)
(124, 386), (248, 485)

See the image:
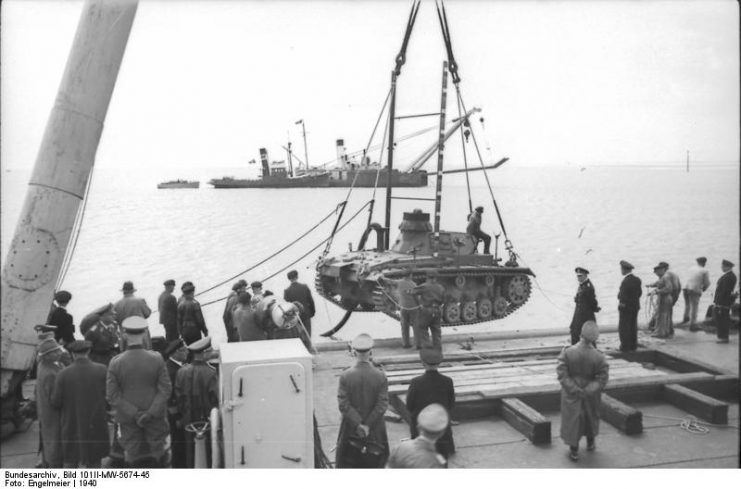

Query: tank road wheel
(493, 297), (508, 318)
(443, 303), (461, 323)
(477, 298), (493, 320)
(506, 275), (531, 305)
(484, 275), (495, 287)
(461, 301), (478, 322)
(455, 274), (466, 289)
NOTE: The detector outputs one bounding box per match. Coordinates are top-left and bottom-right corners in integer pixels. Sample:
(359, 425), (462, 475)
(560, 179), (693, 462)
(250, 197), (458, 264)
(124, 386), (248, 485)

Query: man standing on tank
(158, 279), (179, 342)
(569, 267), (600, 345)
(412, 273), (446, 349)
(466, 206), (491, 254)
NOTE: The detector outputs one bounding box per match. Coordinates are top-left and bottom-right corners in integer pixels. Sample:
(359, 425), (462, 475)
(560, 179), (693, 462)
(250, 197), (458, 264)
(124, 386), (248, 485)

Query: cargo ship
(157, 179), (199, 189)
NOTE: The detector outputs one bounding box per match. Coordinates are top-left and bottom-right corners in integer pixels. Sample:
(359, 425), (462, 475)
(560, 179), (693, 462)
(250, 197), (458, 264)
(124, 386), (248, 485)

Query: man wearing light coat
(556, 320), (609, 462)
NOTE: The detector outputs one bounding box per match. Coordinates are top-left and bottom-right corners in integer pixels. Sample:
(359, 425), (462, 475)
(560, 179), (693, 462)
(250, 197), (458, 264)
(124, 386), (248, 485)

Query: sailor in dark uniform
(283, 270), (316, 336)
(48, 290), (75, 347)
(174, 337), (219, 468)
(336, 334), (389, 468)
(405, 348), (455, 458)
(713, 259), (738, 344)
(569, 267), (600, 345)
(617, 260), (642, 352)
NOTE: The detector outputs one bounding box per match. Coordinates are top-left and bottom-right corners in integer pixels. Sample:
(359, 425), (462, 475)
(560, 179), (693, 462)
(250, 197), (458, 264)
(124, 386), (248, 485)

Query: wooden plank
(654, 350), (728, 375)
(662, 384), (728, 424)
(681, 374), (739, 401)
(376, 345), (565, 366)
(499, 397), (551, 444)
(599, 394), (643, 435)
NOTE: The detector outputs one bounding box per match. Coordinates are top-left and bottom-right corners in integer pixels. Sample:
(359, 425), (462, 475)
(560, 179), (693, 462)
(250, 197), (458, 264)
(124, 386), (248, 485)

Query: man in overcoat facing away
(617, 260), (642, 352)
(35, 340), (65, 468)
(106, 317), (172, 467)
(557, 321), (609, 462)
(405, 347), (455, 458)
(336, 333), (389, 468)
(51, 341), (109, 468)
(569, 267), (601, 345)
(283, 270), (316, 336)
(158, 279), (179, 341)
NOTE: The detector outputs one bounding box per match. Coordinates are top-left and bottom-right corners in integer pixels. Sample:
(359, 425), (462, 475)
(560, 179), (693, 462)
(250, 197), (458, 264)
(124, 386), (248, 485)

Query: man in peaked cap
(222, 280), (247, 343)
(557, 321), (609, 462)
(466, 205), (491, 254)
(405, 348), (455, 458)
(36, 339), (65, 467)
(713, 259), (737, 344)
(48, 290), (75, 347)
(387, 403), (450, 469)
(174, 337), (219, 468)
(177, 282), (208, 345)
(617, 260), (642, 352)
(336, 333), (390, 468)
(284, 270), (316, 337)
(106, 317), (172, 467)
(51, 341), (109, 468)
(568, 267), (600, 345)
(83, 304), (121, 367)
(159, 280), (179, 342)
(682, 257), (711, 331)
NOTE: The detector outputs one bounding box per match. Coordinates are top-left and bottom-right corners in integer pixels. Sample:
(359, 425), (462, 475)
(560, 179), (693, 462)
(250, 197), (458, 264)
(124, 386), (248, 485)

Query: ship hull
(157, 181), (199, 189)
(208, 169), (427, 188)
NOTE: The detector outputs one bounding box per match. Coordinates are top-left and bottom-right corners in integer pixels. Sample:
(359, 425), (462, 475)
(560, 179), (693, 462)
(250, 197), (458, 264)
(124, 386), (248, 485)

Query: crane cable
(56, 166), (95, 291)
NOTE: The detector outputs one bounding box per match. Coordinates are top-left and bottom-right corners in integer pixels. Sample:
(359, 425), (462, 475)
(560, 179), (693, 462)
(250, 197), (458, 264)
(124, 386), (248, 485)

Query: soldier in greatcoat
(283, 270), (316, 336)
(569, 267), (601, 345)
(405, 348), (455, 458)
(617, 260), (642, 352)
(336, 334), (390, 468)
(35, 340), (65, 467)
(557, 321), (609, 462)
(51, 341), (109, 468)
(158, 279), (179, 341)
(387, 404), (449, 469)
(106, 317), (172, 467)
(174, 337), (219, 468)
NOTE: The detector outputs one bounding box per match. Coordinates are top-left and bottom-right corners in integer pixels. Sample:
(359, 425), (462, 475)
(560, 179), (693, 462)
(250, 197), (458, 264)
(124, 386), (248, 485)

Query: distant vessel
(157, 179), (199, 189)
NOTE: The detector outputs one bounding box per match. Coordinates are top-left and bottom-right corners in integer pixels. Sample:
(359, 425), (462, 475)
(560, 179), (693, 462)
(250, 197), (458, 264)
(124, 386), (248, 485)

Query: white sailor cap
(351, 333), (374, 352)
(418, 403), (449, 433)
(122, 316), (148, 334)
(187, 336), (212, 353)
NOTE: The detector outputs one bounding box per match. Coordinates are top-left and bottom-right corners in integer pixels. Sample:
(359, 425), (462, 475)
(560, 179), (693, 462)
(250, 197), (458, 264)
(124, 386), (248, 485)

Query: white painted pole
(1, 0), (139, 396)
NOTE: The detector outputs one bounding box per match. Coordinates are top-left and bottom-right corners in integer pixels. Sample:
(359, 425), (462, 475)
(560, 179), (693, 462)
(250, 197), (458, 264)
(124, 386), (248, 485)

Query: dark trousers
(472, 231), (491, 254)
(163, 321), (179, 342)
(714, 306), (731, 340)
(618, 308), (639, 351)
(400, 309), (420, 347)
(416, 309), (441, 349)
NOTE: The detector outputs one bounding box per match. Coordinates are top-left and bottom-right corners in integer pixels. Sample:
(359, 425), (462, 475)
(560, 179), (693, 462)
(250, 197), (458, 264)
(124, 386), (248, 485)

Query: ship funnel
(336, 139), (348, 168)
(391, 209), (433, 254)
(259, 148), (270, 177)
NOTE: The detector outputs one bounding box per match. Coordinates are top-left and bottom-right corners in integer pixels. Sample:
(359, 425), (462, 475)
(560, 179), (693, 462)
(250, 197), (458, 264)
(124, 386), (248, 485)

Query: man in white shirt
(682, 257), (711, 331)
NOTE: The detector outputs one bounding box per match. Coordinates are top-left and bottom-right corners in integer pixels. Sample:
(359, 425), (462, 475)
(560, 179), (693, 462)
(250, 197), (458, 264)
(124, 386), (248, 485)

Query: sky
(1, 0), (739, 173)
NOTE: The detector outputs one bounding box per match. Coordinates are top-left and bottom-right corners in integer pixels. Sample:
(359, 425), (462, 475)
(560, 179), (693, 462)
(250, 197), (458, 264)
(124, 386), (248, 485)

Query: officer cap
(121, 281), (136, 292)
(67, 340), (92, 353)
(232, 281), (244, 291)
(187, 336), (212, 353)
(475, 206), (484, 213)
(419, 347), (443, 365)
(54, 290), (72, 303)
(696, 257), (707, 266)
(653, 262), (668, 272)
(164, 279), (176, 286)
(417, 403), (449, 433)
(34, 324), (57, 333)
(251, 281), (263, 289)
(287, 270), (298, 280)
(351, 333), (374, 352)
(574, 267), (589, 275)
(93, 303), (114, 316)
(581, 320), (599, 342)
(122, 316), (148, 334)
(722, 259), (734, 268)
(38, 340), (62, 356)
(181, 281), (195, 293)
(619, 260), (634, 270)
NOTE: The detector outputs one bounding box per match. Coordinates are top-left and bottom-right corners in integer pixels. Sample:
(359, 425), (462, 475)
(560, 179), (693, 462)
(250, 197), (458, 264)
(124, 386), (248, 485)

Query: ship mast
(384, 0), (420, 250)
(432, 61), (449, 256)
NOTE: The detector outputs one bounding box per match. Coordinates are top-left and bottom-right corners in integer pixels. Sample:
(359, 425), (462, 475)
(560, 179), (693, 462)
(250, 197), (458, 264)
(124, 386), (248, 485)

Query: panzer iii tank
(315, 209), (534, 328)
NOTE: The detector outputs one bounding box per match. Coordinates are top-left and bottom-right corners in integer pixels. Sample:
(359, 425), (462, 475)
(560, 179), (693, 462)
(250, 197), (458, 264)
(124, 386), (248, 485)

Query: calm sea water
(2, 165), (739, 346)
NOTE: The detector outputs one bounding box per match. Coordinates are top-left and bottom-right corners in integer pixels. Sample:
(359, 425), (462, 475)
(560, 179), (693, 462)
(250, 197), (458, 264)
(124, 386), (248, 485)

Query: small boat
(157, 179), (199, 189)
